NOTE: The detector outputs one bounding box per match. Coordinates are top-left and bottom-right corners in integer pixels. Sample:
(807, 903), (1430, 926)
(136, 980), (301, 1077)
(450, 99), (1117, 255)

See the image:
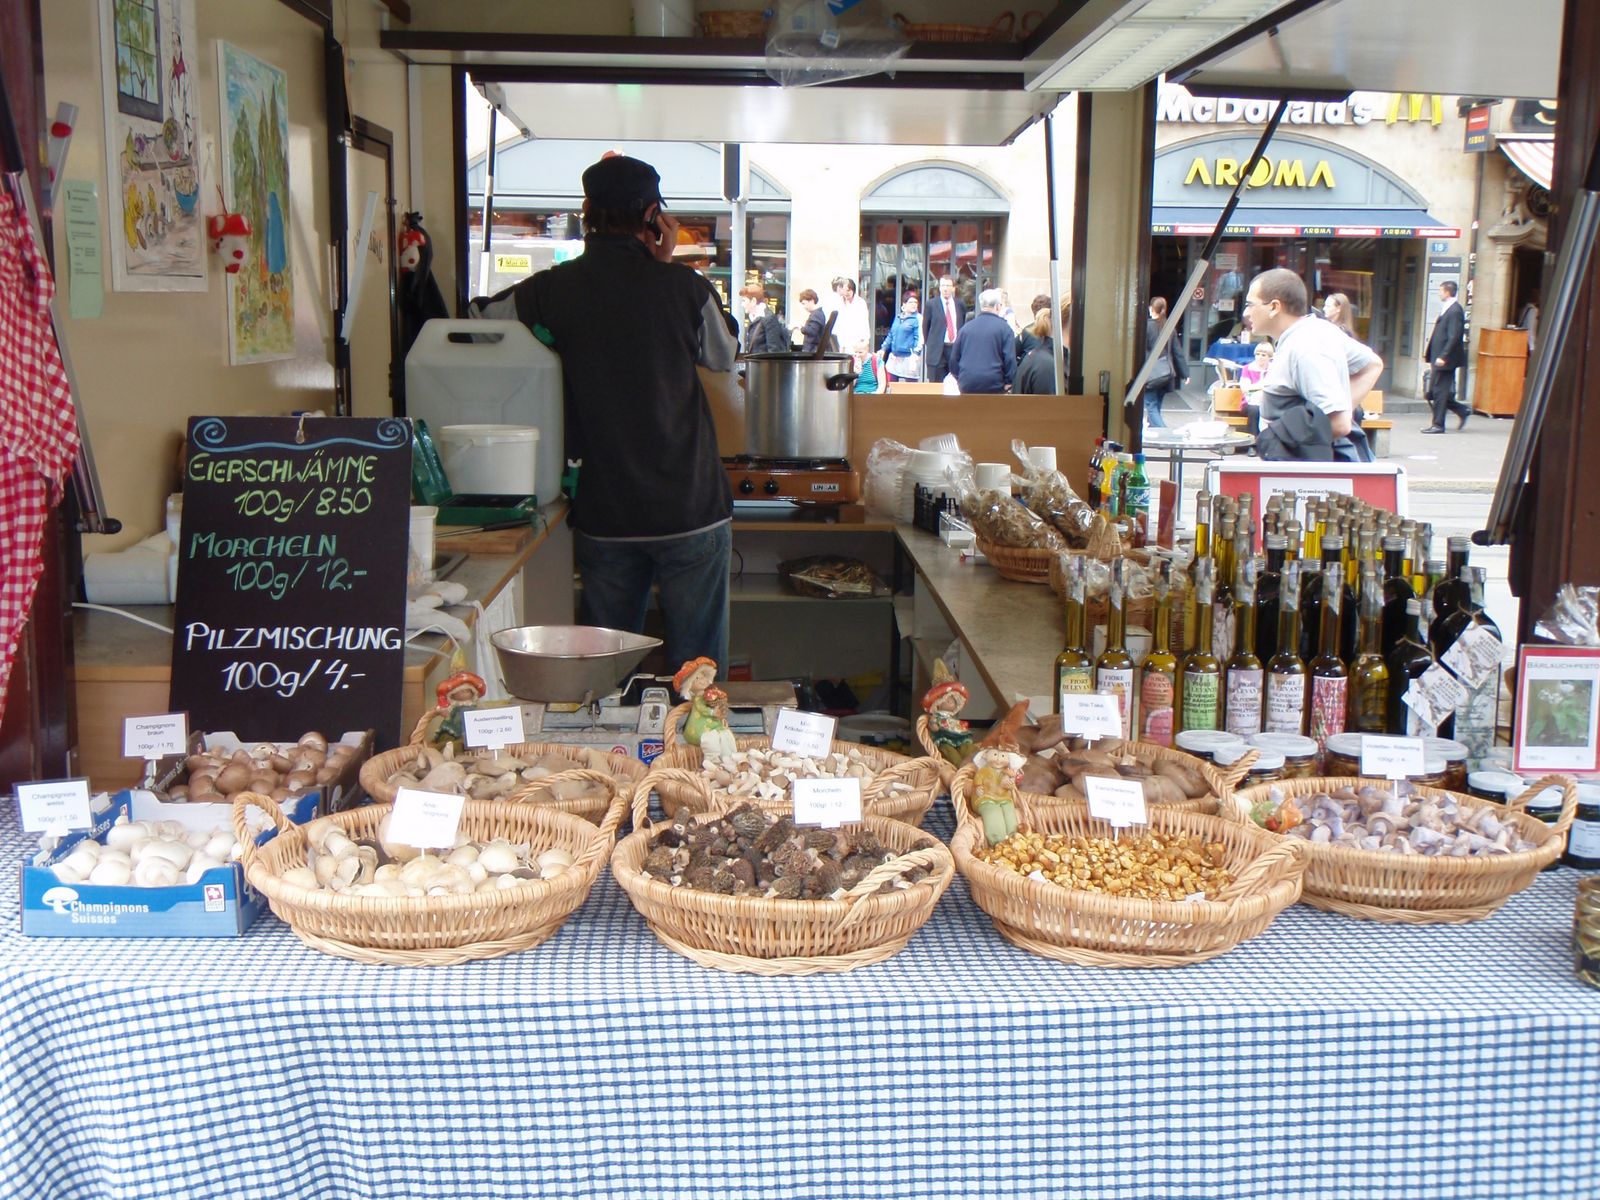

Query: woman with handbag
(1141, 295), (1189, 428)
(879, 293), (923, 383)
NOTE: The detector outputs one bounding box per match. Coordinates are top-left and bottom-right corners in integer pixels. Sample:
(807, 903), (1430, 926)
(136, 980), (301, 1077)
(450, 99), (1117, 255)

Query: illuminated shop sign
(1183, 157), (1336, 189)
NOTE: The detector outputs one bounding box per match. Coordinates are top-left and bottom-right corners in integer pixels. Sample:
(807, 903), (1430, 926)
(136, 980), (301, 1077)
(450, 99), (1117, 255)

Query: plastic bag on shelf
(780, 555), (891, 599)
(765, 0), (910, 88)
(1010, 438), (1098, 548)
(1534, 584), (1600, 646)
(863, 437), (912, 518)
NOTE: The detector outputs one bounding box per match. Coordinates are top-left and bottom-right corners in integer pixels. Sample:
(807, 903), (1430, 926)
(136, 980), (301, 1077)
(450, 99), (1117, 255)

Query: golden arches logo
(1385, 94), (1444, 125)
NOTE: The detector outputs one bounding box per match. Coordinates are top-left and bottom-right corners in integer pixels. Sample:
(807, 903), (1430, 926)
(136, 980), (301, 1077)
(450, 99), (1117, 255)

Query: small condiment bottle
(1248, 732), (1318, 779)
(1563, 783), (1600, 871)
(1574, 876), (1600, 990)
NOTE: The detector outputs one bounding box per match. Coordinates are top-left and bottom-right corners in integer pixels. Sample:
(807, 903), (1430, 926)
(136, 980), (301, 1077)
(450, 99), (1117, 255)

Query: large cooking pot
(742, 352), (856, 459)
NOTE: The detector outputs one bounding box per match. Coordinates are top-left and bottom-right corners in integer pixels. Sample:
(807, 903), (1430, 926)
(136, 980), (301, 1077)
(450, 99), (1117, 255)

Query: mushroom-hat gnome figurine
(418, 669), (488, 751)
(673, 657), (738, 756)
(208, 211), (250, 273)
(921, 657), (975, 766)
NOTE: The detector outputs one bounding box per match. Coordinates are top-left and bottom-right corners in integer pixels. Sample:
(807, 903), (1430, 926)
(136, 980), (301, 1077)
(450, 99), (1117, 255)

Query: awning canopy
(1152, 206), (1461, 239)
(1499, 138), (1554, 190)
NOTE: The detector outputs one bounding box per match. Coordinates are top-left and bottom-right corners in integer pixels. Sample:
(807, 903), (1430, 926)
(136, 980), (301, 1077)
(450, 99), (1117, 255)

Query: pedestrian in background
(948, 289), (1015, 394)
(1015, 300), (1070, 395)
(1323, 292), (1357, 336)
(1141, 295), (1189, 429)
(739, 285), (789, 354)
(1421, 279), (1470, 433)
(1016, 293), (1052, 360)
(922, 275), (967, 383)
(796, 288), (833, 353)
(830, 276), (871, 365)
(879, 293), (923, 383)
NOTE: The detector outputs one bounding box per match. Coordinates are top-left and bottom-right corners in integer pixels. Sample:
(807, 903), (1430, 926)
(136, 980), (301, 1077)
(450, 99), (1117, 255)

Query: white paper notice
(792, 777), (863, 829)
(462, 706), (526, 749)
(1062, 693), (1123, 740)
(1085, 775), (1147, 828)
(122, 713), (188, 758)
(1442, 625), (1504, 691)
(1360, 735), (1426, 779)
(16, 778), (93, 835)
(771, 709), (837, 758)
(388, 788), (466, 848)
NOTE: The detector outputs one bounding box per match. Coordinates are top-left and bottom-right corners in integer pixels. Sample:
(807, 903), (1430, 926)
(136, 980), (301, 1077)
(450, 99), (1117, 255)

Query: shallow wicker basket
(233, 790), (622, 965)
(914, 719), (1247, 816)
(611, 773), (954, 975)
(1222, 775), (1577, 924)
(950, 764), (1303, 967)
(649, 703), (942, 825)
(360, 743), (642, 824)
(698, 9), (769, 37)
(893, 10), (1039, 41)
(974, 537), (1053, 583)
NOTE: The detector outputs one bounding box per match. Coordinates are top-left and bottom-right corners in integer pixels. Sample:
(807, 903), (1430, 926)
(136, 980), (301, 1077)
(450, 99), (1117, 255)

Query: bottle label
(1182, 671), (1219, 731)
(1057, 667), (1093, 702)
(1096, 667), (1135, 741)
(1140, 671), (1175, 747)
(1225, 667), (1264, 736)
(1309, 676), (1348, 749)
(1568, 818), (1600, 860)
(1265, 674), (1306, 734)
(1213, 601), (1235, 667)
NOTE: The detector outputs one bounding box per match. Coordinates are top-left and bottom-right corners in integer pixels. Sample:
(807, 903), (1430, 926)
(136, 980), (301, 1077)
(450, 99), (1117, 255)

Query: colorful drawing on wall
(99, 0), (205, 292)
(217, 42), (295, 364)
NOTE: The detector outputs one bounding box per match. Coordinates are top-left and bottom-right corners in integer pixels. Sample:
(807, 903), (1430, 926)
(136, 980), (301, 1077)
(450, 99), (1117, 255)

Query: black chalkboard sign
(169, 416), (412, 748)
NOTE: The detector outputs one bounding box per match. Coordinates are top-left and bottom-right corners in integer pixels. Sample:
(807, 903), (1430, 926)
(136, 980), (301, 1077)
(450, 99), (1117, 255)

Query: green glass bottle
(1053, 555), (1094, 712)
(1350, 564), (1389, 734)
(1386, 597), (1435, 736)
(1138, 564), (1178, 747)
(1264, 559), (1308, 735)
(1308, 561), (1349, 752)
(1224, 557), (1264, 737)
(1095, 558), (1136, 741)
(1180, 559), (1222, 732)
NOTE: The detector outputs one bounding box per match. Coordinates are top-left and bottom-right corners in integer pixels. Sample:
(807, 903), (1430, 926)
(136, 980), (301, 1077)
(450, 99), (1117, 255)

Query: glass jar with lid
(1422, 737), (1470, 792)
(1174, 729), (1246, 762)
(1574, 876), (1600, 990)
(1322, 732), (1366, 777)
(1248, 732), (1319, 779)
(1467, 770), (1525, 803)
(1520, 783), (1566, 872)
(1562, 782), (1600, 871)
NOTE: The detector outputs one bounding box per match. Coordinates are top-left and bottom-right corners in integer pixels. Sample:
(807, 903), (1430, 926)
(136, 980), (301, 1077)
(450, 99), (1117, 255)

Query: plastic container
(975, 462), (1011, 492)
(437, 425), (540, 497)
(405, 319), (563, 502)
(408, 505), (437, 585)
(1027, 445), (1058, 472)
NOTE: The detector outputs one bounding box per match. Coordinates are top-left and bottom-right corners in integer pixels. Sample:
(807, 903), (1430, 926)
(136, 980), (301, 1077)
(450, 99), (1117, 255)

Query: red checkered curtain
(0, 182), (78, 723)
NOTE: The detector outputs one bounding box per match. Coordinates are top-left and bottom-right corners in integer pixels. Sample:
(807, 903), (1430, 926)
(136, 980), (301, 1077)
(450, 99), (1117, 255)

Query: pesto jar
(1573, 876), (1600, 990)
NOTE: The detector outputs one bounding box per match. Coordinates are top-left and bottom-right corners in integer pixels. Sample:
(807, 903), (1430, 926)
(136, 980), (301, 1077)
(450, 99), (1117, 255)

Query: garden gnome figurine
(419, 670), (487, 751)
(674, 657), (737, 756)
(922, 657), (974, 766)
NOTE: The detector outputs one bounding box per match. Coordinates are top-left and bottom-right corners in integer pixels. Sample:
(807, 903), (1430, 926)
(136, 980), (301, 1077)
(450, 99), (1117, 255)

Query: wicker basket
(361, 743), (642, 824)
(893, 10), (1035, 41)
(1222, 775), (1577, 924)
(649, 703), (943, 825)
(976, 537), (1053, 583)
(233, 790), (622, 965)
(951, 765), (1304, 967)
(698, 9), (769, 37)
(611, 774), (954, 974)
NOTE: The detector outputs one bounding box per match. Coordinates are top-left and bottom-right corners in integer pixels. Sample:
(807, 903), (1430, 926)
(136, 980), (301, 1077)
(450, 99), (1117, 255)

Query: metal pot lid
(741, 351), (853, 363)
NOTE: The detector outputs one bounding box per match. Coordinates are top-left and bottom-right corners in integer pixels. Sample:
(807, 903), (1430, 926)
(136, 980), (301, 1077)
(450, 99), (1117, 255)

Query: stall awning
(1499, 138), (1554, 191)
(1152, 207), (1462, 239)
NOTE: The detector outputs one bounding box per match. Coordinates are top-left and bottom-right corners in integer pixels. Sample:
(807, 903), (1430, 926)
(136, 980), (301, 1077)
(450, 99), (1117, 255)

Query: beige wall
(46, 0), (423, 552)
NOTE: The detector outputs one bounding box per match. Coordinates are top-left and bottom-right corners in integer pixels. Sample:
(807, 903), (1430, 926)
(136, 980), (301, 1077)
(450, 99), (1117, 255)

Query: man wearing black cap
(471, 154), (739, 671)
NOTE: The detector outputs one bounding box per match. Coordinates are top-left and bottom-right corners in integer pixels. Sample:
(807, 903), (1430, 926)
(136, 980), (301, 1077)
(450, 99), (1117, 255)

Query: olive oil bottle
(1138, 564), (1179, 747)
(1053, 554), (1094, 712)
(1095, 558), (1136, 741)
(1264, 559), (1308, 735)
(1180, 559), (1222, 732)
(1224, 558), (1265, 737)
(1350, 564), (1389, 734)
(1308, 561), (1348, 751)
(1386, 597), (1436, 736)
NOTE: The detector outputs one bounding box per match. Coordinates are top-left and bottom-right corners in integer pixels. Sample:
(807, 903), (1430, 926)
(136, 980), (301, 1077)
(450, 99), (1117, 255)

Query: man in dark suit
(1422, 280), (1470, 433)
(922, 275), (967, 382)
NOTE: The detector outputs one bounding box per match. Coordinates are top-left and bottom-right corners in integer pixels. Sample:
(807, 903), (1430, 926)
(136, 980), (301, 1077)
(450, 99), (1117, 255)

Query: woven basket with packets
(613, 769), (953, 975)
(233, 789), (623, 965)
(648, 702), (942, 826)
(1223, 775), (1576, 924)
(950, 764), (1303, 967)
(360, 743), (641, 825)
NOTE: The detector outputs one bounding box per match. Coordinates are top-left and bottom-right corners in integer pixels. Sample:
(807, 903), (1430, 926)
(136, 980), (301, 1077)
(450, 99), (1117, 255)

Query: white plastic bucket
(409, 505), (438, 582)
(436, 425), (539, 496)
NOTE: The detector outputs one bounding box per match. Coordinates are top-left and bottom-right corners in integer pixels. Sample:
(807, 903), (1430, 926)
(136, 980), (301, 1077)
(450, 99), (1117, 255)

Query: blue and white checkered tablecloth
(3, 802), (1599, 1200)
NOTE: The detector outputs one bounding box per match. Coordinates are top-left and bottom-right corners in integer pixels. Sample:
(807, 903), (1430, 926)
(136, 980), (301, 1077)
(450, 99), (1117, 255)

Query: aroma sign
(1184, 156), (1336, 190)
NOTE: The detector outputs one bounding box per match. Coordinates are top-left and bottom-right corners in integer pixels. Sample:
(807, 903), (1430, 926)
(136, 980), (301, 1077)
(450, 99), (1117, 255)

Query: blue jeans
(574, 522), (731, 673)
(1142, 384), (1170, 427)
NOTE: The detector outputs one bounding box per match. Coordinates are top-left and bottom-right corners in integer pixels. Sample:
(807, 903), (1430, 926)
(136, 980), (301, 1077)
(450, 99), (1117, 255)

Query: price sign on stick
(123, 713), (188, 759)
(792, 778), (863, 829)
(1085, 775), (1147, 829)
(463, 707), (525, 751)
(772, 709), (837, 758)
(15, 778), (93, 836)
(1062, 694), (1122, 742)
(388, 788), (466, 848)
(1361, 735), (1426, 780)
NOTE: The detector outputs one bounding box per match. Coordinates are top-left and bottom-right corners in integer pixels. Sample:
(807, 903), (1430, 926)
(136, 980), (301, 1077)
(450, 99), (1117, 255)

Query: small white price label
(792, 777), (863, 829)
(462, 706), (525, 750)
(1085, 775), (1147, 828)
(122, 713), (188, 758)
(1361, 735), (1426, 780)
(771, 709), (837, 758)
(1062, 693), (1122, 741)
(16, 778), (93, 835)
(387, 787), (466, 848)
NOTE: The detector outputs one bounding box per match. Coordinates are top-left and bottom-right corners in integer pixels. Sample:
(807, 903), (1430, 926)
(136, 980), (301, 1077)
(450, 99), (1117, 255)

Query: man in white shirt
(830, 276), (871, 366)
(1245, 268), (1382, 460)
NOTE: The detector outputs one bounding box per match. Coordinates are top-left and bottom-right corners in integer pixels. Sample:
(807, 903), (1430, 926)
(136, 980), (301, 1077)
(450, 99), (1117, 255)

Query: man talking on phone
(471, 154), (739, 671)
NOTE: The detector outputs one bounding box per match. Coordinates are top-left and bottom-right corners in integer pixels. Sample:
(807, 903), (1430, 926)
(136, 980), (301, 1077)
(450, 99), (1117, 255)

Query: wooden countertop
(896, 524), (1060, 705)
(74, 503), (567, 681)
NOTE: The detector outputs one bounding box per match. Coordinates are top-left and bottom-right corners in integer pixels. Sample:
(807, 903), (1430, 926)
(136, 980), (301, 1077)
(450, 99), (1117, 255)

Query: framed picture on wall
(217, 41), (296, 364)
(1514, 645), (1600, 776)
(98, 0), (206, 292)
